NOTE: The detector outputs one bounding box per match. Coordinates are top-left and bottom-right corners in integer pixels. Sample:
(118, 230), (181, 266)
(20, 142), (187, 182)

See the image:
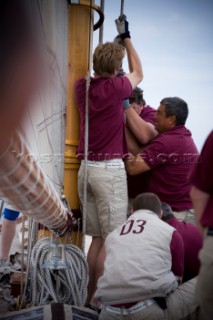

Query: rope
(29, 238), (88, 306)
(19, 219), (38, 309)
(120, 0), (125, 18)
(81, 0), (93, 255)
(99, 0), (105, 44)
(19, 215), (26, 309)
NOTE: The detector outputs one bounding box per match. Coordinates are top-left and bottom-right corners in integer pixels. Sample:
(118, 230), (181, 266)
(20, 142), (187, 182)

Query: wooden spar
(64, 1), (94, 245)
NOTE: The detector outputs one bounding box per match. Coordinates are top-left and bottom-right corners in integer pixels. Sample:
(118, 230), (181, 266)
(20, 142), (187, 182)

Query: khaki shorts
(78, 163), (128, 239)
(173, 209), (196, 225)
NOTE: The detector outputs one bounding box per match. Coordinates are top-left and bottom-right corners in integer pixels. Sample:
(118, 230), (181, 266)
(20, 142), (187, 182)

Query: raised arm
(124, 38), (143, 88)
(125, 107), (158, 145)
(115, 17), (143, 88)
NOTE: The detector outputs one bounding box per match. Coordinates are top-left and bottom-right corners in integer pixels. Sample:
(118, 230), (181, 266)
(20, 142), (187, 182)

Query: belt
(81, 159), (124, 169)
(112, 301), (139, 308)
(207, 228), (213, 236)
(105, 299), (155, 315)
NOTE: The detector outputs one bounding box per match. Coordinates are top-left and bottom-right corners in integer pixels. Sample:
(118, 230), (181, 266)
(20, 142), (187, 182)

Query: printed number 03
(120, 219), (147, 236)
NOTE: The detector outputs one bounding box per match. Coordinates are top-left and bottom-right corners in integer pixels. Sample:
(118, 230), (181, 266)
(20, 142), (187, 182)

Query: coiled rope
(29, 238), (88, 307)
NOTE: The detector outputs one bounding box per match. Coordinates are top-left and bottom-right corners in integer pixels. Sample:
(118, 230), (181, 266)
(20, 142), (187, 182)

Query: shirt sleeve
(110, 76), (132, 101)
(170, 230), (184, 278)
(141, 138), (166, 169)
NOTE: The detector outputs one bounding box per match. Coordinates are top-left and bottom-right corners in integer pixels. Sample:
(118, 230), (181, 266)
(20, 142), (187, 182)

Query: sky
(93, 0), (213, 151)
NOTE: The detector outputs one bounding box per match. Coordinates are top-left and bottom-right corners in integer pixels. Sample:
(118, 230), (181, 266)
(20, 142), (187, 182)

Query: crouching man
(94, 193), (197, 320)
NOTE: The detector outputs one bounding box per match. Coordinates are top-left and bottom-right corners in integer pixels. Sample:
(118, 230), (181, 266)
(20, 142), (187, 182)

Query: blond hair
(93, 42), (125, 77)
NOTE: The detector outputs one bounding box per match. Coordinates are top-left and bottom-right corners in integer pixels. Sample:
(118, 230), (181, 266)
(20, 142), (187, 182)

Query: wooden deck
(0, 304), (99, 320)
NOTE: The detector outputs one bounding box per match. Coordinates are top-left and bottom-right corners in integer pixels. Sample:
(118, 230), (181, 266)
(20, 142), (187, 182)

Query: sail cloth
(0, 131), (69, 232)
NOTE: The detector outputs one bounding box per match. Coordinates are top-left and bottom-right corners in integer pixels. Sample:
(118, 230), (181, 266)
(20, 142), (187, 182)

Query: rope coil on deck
(29, 238), (88, 306)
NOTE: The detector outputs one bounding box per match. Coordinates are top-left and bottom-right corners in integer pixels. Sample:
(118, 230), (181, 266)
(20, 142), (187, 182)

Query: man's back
(75, 76), (132, 161)
(95, 210), (183, 305)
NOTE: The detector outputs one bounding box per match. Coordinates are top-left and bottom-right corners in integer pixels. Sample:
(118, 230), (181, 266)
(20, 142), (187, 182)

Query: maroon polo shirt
(167, 217), (203, 281)
(75, 76), (132, 161)
(189, 130), (213, 228)
(139, 105), (157, 126)
(142, 125), (199, 211)
(127, 105), (157, 198)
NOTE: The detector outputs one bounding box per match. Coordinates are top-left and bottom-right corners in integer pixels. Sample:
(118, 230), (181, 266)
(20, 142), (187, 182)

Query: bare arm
(125, 107), (158, 144)
(125, 126), (144, 155)
(124, 38), (143, 89)
(190, 186), (210, 235)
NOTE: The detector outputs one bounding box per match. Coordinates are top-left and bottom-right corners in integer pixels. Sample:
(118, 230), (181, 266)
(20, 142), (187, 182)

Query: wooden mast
(64, 1), (93, 246)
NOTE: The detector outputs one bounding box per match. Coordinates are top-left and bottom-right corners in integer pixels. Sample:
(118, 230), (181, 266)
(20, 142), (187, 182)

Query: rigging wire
(120, 0), (125, 18)
(98, 0), (105, 44)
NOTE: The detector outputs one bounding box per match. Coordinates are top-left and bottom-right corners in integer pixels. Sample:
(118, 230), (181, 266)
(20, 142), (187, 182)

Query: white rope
(29, 238), (88, 306)
(19, 215), (26, 309)
(82, 71), (90, 255)
(19, 218), (38, 309)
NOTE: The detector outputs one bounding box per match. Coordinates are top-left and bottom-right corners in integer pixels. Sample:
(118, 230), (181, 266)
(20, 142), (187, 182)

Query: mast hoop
(68, 1), (104, 31)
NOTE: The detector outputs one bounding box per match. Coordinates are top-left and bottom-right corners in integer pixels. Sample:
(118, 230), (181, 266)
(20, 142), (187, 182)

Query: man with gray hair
(126, 97), (199, 224)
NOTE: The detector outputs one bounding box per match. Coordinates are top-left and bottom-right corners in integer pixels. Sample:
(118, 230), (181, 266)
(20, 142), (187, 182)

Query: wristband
(120, 31), (131, 40)
(123, 99), (131, 110)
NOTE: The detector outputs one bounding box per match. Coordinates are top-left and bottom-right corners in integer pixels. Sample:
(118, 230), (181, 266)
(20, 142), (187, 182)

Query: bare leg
(86, 236), (105, 305)
(1, 218), (17, 260)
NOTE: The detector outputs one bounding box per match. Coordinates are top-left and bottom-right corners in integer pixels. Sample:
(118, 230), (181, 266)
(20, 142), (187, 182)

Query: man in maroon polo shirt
(75, 17), (143, 308)
(189, 129), (213, 320)
(126, 97), (199, 223)
(161, 202), (203, 282)
(129, 87), (156, 125)
(126, 87), (157, 207)
(95, 193), (197, 320)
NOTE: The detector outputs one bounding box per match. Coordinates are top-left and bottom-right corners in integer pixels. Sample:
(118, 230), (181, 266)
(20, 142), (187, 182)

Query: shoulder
(110, 76), (132, 90)
(144, 105), (156, 113)
(104, 76), (132, 98)
(140, 105), (157, 125)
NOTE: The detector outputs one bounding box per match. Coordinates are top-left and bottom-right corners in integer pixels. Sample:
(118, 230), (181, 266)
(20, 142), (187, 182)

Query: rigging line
(39, 96), (64, 188)
(28, 97), (63, 187)
(99, 0), (105, 44)
(120, 0), (125, 18)
(0, 200), (4, 216)
(82, 0), (93, 255)
(87, 0), (93, 69)
(26, 109), (62, 188)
